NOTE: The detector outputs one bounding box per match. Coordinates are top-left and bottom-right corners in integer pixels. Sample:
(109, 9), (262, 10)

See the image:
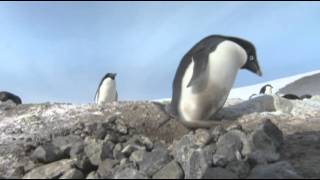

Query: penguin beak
(256, 69), (262, 77)
(244, 59), (262, 77)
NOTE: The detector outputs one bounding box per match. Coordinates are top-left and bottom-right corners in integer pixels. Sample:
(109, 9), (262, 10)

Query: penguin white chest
(265, 86), (273, 95)
(96, 79), (117, 104)
(179, 41), (247, 121)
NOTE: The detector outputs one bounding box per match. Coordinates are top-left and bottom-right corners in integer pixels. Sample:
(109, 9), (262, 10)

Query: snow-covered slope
(155, 70), (320, 102)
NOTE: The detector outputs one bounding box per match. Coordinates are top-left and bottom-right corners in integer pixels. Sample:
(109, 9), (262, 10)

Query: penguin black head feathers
(0, 91), (22, 105)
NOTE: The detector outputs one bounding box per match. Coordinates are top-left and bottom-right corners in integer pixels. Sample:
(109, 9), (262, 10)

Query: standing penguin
(0, 91), (22, 105)
(95, 73), (118, 104)
(259, 84), (273, 95)
(169, 35), (262, 128)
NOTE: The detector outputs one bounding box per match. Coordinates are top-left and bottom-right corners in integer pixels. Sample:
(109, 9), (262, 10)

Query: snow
(154, 70), (320, 102)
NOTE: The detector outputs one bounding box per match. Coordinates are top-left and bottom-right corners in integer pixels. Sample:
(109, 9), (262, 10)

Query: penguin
(281, 94), (301, 100)
(0, 91), (22, 105)
(95, 73), (118, 105)
(259, 84), (273, 95)
(249, 93), (258, 100)
(300, 94), (312, 99)
(169, 35), (262, 129)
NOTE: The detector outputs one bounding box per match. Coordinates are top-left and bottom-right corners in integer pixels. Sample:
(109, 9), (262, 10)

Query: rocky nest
(1, 95), (320, 179)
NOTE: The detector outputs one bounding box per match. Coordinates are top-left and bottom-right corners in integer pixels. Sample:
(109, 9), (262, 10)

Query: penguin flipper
(187, 48), (209, 88)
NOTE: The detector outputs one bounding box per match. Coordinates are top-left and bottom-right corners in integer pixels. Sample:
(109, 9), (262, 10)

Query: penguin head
(226, 36), (262, 76)
(104, 73), (117, 80)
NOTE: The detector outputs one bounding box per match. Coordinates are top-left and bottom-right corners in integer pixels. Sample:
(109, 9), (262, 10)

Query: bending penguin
(169, 35), (262, 129)
(95, 73), (118, 105)
(0, 91), (22, 105)
(259, 84), (273, 95)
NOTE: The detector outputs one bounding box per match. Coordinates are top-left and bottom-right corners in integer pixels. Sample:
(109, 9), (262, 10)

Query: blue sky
(0, 2), (320, 103)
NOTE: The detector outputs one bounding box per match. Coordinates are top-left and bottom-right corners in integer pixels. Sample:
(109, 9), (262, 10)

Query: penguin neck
(207, 40), (248, 87)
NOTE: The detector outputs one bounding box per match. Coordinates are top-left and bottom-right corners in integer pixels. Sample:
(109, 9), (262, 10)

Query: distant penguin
(249, 93), (258, 100)
(0, 91), (22, 105)
(259, 84), (273, 95)
(95, 73), (118, 104)
(300, 94), (312, 99)
(282, 94), (301, 100)
(169, 35), (262, 128)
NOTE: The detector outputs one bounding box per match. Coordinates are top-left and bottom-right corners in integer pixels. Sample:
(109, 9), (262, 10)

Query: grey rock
(113, 143), (124, 160)
(115, 120), (128, 135)
(121, 144), (146, 157)
(213, 130), (250, 167)
(193, 129), (212, 147)
(226, 161), (251, 178)
(139, 147), (171, 177)
(113, 168), (148, 179)
(97, 159), (118, 178)
(248, 119), (283, 164)
(31, 144), (66, 163)
(23, 159), (74, 179)
(202, 167), (238, 179)
(70, 142), (94, 171)
(152, 161), (184, 179)
(84, 139), (114, 166)
(86, 171), (100, 179)
(94, 123), (109, 140)
(211, 125), (227, 142)
(273, 95), (294, 113)
(129, 150), (145, 163)
(100, 141), (115, 160)
(104, 132), (120, 143)
(52, 135), (82, 155)
(248, 161), (302, 179)
(59, 169), (85, 179)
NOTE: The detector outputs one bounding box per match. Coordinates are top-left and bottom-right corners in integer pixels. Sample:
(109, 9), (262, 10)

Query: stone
(84, 139), (114, 166)
(211, 125), (227, 142)
(129, 150), (145, 163)
(31, 144), (66, 163)
(94, 123), (109, 140)
(59, 169), (85, 179)
(86, 171), (100, 179)
(70, 142), (95, 172)
(121, 144), (146, 157)
(248, 161), (302, 179)
(23, 159), (74, 179)
(202, 167), (238, 179)
(273, 95), (294, 113)
(193, 129), (212, 147)
(139, 147), (171, 177)
(226, 161), (251, 178)
(113, 143), (124, 160)
(100, 141), (115, 160)
(113, 168), (148, 179)
(52, 135), (82, 156)
(248, 119), (283, 164)
(152, 161), (184, 179)
(97, 159), (118, 178)
(213, 130), (250, 167)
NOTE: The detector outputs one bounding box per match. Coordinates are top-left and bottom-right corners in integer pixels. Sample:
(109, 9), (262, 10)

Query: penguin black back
(282, 94), (301, 100)
(0, 91), (22, 105)
(300, 94), (312, 99)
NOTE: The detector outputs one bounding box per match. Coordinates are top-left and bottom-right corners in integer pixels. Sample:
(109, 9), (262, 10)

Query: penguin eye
(249, 56), (254, 61)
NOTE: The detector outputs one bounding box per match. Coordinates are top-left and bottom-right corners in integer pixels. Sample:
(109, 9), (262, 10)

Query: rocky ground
(1, 95), (320, 179)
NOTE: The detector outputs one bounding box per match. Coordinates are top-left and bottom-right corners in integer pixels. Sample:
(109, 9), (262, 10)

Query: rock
(152, 161), (184, 179)
(226, 161), (251, 178)
(113, 143), (124, 160)
(129, 150), (145, 163)
(113, 168), (148, 179)
(211, 125), (227, 142)
(202, 167), (238, 179)
(138, 136), (154, 151)
(31, 144), (66, 163)
(248, 119), (283, 164)
(273, 95), (294, 113)
(100, 141), (115, 160)
(193, 129), (212, 147)
(139, 147), (171, 177)
(24, 161), (42, 173)
(86, 171), (100, 179)
(121, 144), (146, 158)
(52, 135), (82, 155)
(94, 123), (109, 140)
(23, 159), (74, 179)
(248, 161), (302, 179)
(59, 169), (85, 179)
(104, 132), (120, 143)
(115, 120), (128, 135)
(213, 130), (250, 167)
(97, 159), (118, 178)
(70, 142), (95, 172)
